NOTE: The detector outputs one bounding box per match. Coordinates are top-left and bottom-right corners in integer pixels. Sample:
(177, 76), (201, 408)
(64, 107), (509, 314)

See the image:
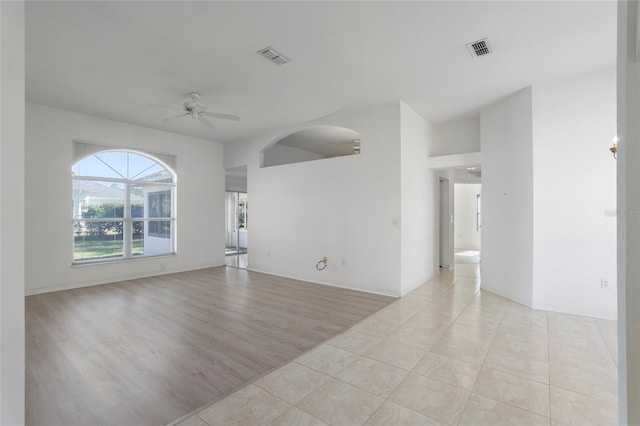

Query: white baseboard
(480, 283), (532, 308)
(532, 301), (617, 321)
(246, 267), (400, 298)
(481, 284), (617, 320)
(400, 271), (438, 296)
(25, 262), (224, 295)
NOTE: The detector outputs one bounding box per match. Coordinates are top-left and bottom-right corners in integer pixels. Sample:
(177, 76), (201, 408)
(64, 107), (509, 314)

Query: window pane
(133, 221), (144, 256)
(72, 180), (125, 219)
(128, 152), (173, 182)
(131, 163), (172, 183)
(148, 220), (171, 239)
(94, 151), (128, 179)
(74, 221), (124, 261)
(127, 153), (159, 179)
(72, 154), (125, 179)
(130, 184), (144, 218)
(147, 190), (171, 218)
(238, 193), (248, 229)
(142, 221), (172, 254)
(73, 151), (173, 182)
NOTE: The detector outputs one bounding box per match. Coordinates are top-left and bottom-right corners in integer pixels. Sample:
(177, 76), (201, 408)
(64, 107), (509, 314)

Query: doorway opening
(439, 177), (451, 268)
(454, 182), (481, 265)
(225, 191), (248, 268)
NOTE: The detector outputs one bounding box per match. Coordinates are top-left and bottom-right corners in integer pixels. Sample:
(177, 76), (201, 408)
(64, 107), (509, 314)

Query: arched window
(72, 150), (176, 263)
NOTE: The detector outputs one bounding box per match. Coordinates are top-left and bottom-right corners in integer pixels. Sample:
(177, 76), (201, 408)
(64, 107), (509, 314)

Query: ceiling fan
(147, 92), (240, 128)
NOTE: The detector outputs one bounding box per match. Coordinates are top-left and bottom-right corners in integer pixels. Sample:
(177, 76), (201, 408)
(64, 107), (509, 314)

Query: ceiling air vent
(466, 38), (492, 58)
(257, 46), (290, 65)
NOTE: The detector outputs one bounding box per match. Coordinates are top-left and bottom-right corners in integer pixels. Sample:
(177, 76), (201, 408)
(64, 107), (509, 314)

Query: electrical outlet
(601, 278), (609, 289)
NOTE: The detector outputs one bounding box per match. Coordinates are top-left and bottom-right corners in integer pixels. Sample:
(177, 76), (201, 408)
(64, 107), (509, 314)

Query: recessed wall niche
(261, 125), (361, 168)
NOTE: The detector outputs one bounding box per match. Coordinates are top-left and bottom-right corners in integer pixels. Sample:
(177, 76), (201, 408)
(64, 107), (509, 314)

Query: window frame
(72, 150), (177, 265)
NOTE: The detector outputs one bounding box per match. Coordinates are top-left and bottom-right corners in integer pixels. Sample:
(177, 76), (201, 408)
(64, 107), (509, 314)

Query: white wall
(480, 88), (534, 306)
(400, 101), (437, 295)
(263, 143), (325, 167)
(479, 72), (617, 319)
(454, 183), (481, 250)
(225, 175), (247, 193)
(225, 102), (403, 296)
(25, 103), (226, 294)
(532, 68), (617, 319)
(0, 2), (25, 424)
(432, 115), (481, 157)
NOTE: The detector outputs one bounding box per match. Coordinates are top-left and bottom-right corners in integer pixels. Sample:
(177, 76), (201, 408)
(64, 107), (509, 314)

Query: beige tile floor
(172, 264), (618, 426)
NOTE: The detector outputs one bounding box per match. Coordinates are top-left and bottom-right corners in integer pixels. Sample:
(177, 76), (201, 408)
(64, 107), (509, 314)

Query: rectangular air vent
(257, 46), (290, 65)
(466, 38), (492, 58)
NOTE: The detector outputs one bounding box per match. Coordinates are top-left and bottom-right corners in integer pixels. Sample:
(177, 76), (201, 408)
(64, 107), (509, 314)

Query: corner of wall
(0, 1), (26, 424)
(399, 101), (438, 294)
(479, 87), (534, 307)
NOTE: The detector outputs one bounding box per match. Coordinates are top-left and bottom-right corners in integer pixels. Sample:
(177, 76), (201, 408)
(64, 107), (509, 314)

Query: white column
(0, 1), (26, 424)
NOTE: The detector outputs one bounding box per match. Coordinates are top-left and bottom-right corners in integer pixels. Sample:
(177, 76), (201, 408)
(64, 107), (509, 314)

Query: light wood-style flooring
(26, 266), (394, 426)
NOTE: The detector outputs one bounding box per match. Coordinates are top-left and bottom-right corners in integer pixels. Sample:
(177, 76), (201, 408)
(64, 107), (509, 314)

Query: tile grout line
(295, 272), (476, 425)
(411, 272), (481, 425)
(457, 281), (504, 425)
(546, 315), (620, 415)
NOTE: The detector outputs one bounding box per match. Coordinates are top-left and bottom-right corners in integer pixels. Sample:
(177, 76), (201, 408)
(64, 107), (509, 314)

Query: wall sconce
(610, 136), (619, 159)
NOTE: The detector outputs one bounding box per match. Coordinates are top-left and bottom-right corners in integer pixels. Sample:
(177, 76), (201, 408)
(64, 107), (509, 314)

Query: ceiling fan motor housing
(148, 91), (239, 127)
(184, 92), (205, 112)
(184, 102), (206, 113)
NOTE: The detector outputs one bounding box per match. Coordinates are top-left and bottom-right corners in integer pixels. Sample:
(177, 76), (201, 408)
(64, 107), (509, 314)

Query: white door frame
(439, 177), (451, 269)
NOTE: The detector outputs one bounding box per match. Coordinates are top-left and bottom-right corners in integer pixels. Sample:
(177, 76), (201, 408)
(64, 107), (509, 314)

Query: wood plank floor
(25, 266), (393, 426)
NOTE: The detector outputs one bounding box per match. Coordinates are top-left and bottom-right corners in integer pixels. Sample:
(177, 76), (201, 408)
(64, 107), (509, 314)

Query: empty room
(1, 1), (639, 425)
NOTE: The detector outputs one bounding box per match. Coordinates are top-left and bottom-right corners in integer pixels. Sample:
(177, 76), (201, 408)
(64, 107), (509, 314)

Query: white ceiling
(26, 1), (616, 144)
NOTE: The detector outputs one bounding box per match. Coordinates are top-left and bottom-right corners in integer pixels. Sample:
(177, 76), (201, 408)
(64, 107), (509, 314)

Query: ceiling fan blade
(147, 102), (184, 112)
(198, 115), (216, 128)
(200, 111), (240, 121)
(162, 113), (189, 122)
